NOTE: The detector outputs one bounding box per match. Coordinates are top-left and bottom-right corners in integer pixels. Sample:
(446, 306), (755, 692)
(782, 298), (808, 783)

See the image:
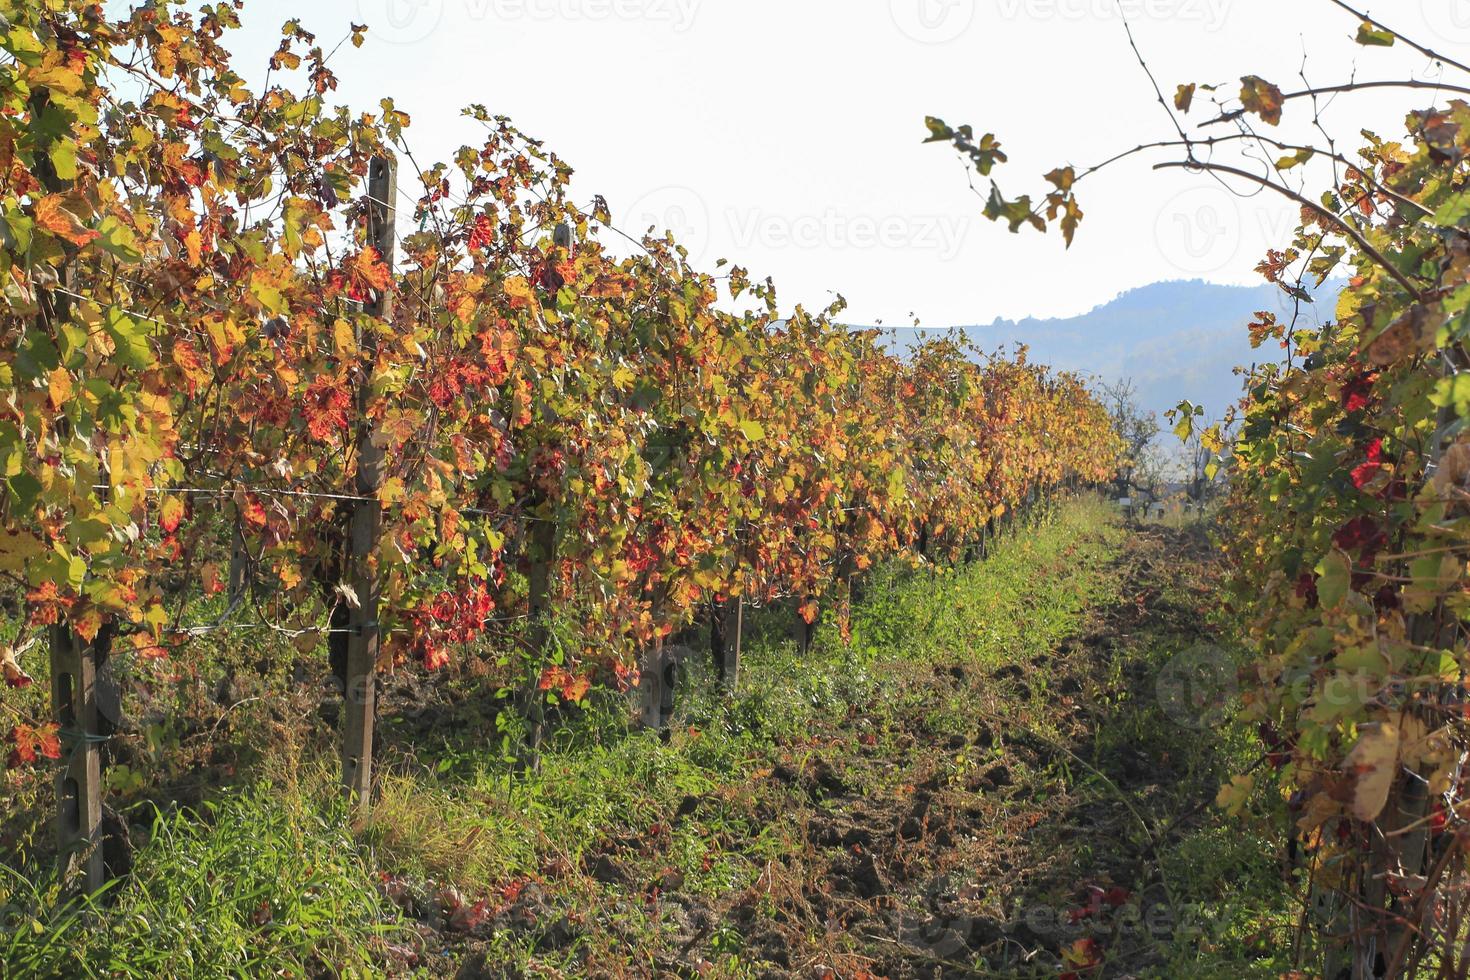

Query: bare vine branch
(1202, 79), (1470, 128)
(1151, 159), (1424, 299)
(1328, 0), (1470, 77)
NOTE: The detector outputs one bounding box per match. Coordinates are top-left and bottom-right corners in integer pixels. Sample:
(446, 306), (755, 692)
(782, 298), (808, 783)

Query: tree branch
(1202, 79), (1470, 127)
(1067, 135), (1423, 216)
(1328, 0), (1470, 77)
(1151, 159), (1424, 300)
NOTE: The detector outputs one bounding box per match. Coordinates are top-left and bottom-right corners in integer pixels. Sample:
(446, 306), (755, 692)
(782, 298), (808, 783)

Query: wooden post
(525, 512), (554, 663)
(710, 596), (742, 692)
(29, 87), (105, 894)
(793, 595), (815, 655)
(50, 626), (104, 893)
(710, 598), (724, 679)
(712, 525), (748, 693)
(1351, 394), (1457, 978)
(341, 156), (395, 814)
(227, 521), (249, 611)
(516, 509), (555, 765)
(660, 639), (678, 726)
(513, 220), (572, 763)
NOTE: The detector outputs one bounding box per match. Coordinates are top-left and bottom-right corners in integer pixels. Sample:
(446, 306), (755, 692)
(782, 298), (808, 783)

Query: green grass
(360, 498), (1124, 864)
(1, 785), (399, 979)
(850, 504), (1121, 670)
(348, 496), (1132, 972)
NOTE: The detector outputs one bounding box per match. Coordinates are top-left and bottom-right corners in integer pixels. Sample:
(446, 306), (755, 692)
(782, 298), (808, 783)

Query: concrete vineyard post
(640, 634), (667, 729)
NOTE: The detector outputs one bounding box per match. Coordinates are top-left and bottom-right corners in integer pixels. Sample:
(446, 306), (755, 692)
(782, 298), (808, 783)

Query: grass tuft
(1, 784), (399, 979)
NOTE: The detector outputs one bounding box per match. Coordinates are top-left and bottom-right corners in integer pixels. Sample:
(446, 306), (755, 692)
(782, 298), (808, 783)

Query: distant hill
(885, 278), (1344, 427)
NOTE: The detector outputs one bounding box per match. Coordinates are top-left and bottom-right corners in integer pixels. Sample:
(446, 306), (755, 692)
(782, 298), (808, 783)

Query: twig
(1327, 0), (1470, 77)
(1202, 80), (1470, 128)
(1151, 160), (1425, 300)
(1120, 15), (1193, 152)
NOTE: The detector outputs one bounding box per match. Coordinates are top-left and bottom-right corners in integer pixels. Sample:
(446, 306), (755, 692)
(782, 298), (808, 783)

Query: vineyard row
(0, 3), (1122, 895)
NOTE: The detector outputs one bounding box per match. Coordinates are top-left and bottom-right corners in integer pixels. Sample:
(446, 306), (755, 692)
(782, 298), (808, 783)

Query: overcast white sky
(177, 0), (1470, 325)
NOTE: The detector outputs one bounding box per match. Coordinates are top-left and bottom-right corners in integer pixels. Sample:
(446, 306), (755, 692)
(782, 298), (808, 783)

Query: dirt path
(440, 517), (1250, 979)
(697, 522), (1232, 979)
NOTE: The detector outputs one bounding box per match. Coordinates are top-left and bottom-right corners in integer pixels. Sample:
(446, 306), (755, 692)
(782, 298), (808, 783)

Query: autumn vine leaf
(1355, 22), (1395, 47)
(1239, 75), (1285, 125)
